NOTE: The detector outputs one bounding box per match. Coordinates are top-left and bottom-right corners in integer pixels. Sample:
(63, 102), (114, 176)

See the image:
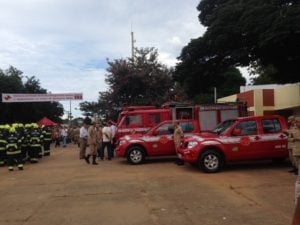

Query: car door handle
(254, 136), (260, 140)
(279, 134), (286, 139)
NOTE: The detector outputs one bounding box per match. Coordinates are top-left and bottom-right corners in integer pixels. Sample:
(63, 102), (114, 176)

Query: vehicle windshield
(212, 119), (236, 135)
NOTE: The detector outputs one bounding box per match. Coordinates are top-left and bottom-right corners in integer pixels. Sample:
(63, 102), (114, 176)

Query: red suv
(116, 120), (200, 164)
(177, 115), (288, 173)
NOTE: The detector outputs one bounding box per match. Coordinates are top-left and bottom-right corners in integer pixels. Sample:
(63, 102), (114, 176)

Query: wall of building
(217, 94), (237, 103)
(274, 83), (300, 110)
(218, 83), (300, 117)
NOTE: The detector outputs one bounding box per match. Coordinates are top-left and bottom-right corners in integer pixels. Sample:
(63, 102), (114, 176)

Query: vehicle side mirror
(153, 130), (159, 136)
(232, 128), (241, 136)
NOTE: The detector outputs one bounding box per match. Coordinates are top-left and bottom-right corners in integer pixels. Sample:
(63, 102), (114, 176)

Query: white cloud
(0, 0), (205, 118)
(168, 36), (182, 46)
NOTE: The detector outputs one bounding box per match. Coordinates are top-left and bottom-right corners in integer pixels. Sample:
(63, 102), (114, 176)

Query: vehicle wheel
(199, 149), (223, 173)
(126, 146), (145, 165)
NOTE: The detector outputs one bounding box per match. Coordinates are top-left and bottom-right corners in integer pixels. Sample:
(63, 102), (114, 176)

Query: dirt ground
(0, 144), (297, 225)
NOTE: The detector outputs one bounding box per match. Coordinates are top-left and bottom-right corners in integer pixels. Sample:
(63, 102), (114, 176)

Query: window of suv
(156, 123), (174, 135)
(180, 122), (194, 133)
(262, 119), (281, 133)
(213, 119), (236, 135)
(234, 120), (257, 135)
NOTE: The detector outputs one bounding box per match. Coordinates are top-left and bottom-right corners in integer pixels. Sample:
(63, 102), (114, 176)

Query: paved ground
(0, 144), (298, 225)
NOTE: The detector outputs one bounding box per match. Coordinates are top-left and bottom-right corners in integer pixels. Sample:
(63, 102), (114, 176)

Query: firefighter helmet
(9, 127), (16, 133)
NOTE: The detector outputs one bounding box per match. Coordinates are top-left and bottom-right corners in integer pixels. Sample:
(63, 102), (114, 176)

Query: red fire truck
(116, 102), (247, 140)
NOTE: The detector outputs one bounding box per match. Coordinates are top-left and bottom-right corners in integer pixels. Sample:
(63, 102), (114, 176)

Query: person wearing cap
(287, 116), (300, 175)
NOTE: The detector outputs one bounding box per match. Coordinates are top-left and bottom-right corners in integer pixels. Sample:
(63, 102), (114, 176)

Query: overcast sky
(0, 0), (209, 117)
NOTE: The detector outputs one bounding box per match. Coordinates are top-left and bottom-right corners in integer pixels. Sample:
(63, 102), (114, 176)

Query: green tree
(97, 47), (174, 120)
(176, 0), (300, 95)
(79, 101), (101, 117)
(175, 36), (246, 102)
(0, 66), (63, 123)
(174, 0), (300, 99)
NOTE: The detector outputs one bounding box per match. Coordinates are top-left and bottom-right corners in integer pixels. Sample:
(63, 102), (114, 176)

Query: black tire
(126, 146), (145, 165)
(198, 149), (223, 173)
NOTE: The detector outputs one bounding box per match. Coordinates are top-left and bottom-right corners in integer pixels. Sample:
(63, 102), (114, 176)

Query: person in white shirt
(99, 122), (112, 160)
(79, 123), (89, 159)
(61, 126), (68, 147)
(109, 120), (117, 157)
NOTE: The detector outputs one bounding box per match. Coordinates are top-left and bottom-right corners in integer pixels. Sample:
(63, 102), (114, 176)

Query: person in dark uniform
(6, 126), (23, 171)
(0, 125), (8, 166)
(29, 124), (43, 163)
(42, 126), (52, 156)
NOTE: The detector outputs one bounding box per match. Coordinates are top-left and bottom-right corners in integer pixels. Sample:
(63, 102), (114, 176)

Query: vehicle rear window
(262, 119), (282, 133)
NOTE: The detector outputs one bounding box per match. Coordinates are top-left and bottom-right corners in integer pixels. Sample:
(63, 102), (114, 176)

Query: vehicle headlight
(119, 140), (127, 146)
(187, 141), (198, 149)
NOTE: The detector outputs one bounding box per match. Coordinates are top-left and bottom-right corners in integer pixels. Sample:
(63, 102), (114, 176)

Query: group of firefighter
(0, 123), (52, 171)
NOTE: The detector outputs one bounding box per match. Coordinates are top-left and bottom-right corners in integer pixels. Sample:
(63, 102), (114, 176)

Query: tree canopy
(175, 0), (300, 98)
(80, 48), (174, 120)
(174, 35), (246, 102)
(0, 66), (64, 123)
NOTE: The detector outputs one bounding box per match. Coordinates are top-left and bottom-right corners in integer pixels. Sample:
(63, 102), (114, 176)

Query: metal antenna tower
(131, 24), (135, 64)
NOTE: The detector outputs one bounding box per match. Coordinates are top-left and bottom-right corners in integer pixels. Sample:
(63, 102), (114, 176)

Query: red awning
(37, 117), (57, 127)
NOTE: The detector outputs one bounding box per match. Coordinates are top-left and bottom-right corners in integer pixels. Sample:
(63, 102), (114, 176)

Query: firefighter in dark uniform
(42, 126), (52, 156)
(21, 124), (32, 162)
(16, 123), (26, 163)
(0, 125), (8, 166)
(38, 125), (44, 158)
(29, 124), (43, 163)
(6, 126), (23, 171)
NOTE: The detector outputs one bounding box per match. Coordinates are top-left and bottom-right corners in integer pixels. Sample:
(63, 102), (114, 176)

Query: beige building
(218, 83), (300, 117)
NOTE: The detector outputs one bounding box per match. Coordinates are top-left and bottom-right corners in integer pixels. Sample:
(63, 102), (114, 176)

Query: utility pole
(214, 87), (217, 103)
(69, 100), (72, 126)
(131, 29), (135, 64)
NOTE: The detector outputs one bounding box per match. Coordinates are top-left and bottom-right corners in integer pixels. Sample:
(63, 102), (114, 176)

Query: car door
(260, 118), (288, 158)
(229, 119), (265, 160)
(148, 122), (175, 156)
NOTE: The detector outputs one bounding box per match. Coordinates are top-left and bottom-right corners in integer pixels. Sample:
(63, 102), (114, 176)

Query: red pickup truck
(116, 120), (200, 164)
(177, 115), (288, 173)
